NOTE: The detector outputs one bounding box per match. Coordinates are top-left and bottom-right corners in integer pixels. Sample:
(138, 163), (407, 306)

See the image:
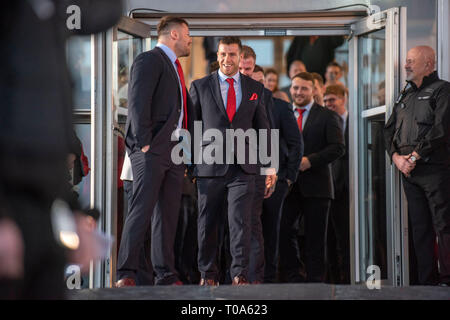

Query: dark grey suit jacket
(293, 103), (345, 199)
(125, 47), (194, 156)
(189, 71), (271, 177)
(332, 114), (349, 199)
(271, 98), (304, 182)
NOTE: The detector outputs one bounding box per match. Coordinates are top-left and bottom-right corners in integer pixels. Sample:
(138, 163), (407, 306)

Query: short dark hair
(326, 61), (342, 71)
(264, 68), (278, 77)
(218, 37), (242, 51)
(157, 16), (189, 38)
(291, 72), (315, 85)
(311, 72), (324, 86)
(241, 45), (256, 60)
(253, 64), (264, 74)
(324, 84), (347, 98)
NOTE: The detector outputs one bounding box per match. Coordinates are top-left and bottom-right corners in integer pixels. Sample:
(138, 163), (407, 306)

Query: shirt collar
(156, 43), (177, 64)
(293, 99), (314, 112)
(218, 69), (241, 85)
(341, 110), (348, 122)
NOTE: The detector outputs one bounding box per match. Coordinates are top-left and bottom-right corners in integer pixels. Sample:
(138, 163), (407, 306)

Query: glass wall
(67, 36), (92, 110)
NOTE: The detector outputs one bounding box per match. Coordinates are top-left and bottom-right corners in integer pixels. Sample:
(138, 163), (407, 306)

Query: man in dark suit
(251, 67), (305, 283)
(116, 16), (193, 287)
(279, 72), (345, 283)
(189, 37), (275, 286)
(240, 56), (304, 283)
(239, 48), (275, 284)
(324, 85), (350, 284)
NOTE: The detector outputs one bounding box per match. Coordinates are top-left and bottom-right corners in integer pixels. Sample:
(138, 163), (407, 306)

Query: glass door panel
(107, 17), (151, 286)
(357, 28), (388, 281)
(349, 7), (406, 286)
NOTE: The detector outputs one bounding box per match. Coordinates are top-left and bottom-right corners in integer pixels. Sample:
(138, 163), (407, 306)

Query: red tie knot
(226, 78), (234, 85)
(297, 107), (306, 115)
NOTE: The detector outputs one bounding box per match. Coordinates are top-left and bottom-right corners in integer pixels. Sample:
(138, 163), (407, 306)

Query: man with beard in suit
(116, 16), (193, 287)
(279, 72), (345, 283)
(189, 37), (275, 286)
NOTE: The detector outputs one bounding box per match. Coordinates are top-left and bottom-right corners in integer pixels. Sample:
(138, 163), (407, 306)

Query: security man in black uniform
(384, 46), (450, 286)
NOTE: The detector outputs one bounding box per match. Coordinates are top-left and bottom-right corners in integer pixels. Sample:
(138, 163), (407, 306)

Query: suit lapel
(209, 71), (230, 120)
(302, 103), (319, 137)
(233, 74), (252, 120)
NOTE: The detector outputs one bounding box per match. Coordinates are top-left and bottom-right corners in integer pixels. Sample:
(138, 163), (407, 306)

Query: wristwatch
(409, 155), (417, 163)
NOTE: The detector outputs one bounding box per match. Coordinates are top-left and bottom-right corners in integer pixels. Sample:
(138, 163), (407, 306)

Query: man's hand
(407, 151), (421, 164)
(265, 174), (277, 189)
(299, 157), (311, 172)
(264, 174), (277, 198)
(141, 145), (150, 153)
(392, 152), (416, 177)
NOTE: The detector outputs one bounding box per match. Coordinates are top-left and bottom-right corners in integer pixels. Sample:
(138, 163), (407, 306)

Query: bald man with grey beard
(384, 46), (450, 286)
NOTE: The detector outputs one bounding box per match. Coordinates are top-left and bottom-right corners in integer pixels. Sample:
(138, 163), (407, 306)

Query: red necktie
(175, 59), (188, 129)
(296, 107), (306, 132)
(226, 78), (236, 122)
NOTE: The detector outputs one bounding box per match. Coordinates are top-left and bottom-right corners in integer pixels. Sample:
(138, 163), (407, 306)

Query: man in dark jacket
(0, 0), (122, 299)
(279, 72), (345, 283)
(384, 46), (450, 286)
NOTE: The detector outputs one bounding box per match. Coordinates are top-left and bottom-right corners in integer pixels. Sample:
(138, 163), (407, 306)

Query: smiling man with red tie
(189, 37), (274, 286)
(279, 72), (345, 283)
(116, 16), (193, 287)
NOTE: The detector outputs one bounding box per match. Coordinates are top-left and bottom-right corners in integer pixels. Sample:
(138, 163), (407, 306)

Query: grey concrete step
(66, 283), (450, 300)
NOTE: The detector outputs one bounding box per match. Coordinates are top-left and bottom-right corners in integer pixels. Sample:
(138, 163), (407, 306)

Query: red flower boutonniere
(250, 93), (258, 101)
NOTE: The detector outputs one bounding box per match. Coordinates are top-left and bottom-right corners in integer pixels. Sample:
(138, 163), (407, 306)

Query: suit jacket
(189, 71), (271, 177)
(293, 103), (345, 199)
(271, 98), (304, 182)
(124, 47), (194, 156)
(332, 114), (349, 199)
(0, 0), (122, 201)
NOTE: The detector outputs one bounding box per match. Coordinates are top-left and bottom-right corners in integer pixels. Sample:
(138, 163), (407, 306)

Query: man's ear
(170, 28), (178, 40)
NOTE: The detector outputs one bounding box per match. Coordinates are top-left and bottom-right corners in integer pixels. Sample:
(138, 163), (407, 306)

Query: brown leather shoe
(199, 278), (219, 286)
(232, 275), (249, 285)
(115, 278), (136, 288)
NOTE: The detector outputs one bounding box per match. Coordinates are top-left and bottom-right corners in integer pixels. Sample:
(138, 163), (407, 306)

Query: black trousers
(196, 165), (255, 281)
(279, 192), (331, 282)
(402, 163), (450, 285)
(122, 180), (153, 285)
(248, 175), (266, 283)
(261, 179), (289, 283)
(117, 148), (184, 285)
(174, 194), (200, 284)
(327, 190), (350, 284)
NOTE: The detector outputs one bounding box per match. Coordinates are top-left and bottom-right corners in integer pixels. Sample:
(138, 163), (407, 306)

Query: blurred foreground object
(0, 0), (122, 299)
(0, 218), (24, 280)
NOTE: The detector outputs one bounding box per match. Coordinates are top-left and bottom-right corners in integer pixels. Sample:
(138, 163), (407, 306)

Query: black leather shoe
(199, 278), (219, 286)
(232, 275), (249, 285)
(115, 278), (136, 288)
